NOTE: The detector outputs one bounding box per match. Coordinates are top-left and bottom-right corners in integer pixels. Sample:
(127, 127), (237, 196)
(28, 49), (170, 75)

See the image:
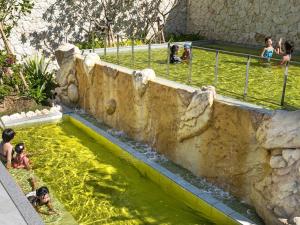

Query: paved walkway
(0, 182), (27, 225)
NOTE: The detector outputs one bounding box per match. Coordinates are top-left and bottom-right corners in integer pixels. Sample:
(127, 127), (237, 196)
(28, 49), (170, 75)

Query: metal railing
(81, 34), (300, 109)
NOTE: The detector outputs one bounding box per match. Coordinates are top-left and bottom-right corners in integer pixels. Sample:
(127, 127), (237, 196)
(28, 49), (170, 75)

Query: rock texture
(56, 44), (300, 225)
(252, 110), (300, 225)
(54, 44), (81, 105)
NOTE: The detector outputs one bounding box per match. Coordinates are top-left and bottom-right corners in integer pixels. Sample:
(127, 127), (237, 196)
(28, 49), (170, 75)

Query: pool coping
(0, 163), (45, 225)
(68, 113), (257, 225)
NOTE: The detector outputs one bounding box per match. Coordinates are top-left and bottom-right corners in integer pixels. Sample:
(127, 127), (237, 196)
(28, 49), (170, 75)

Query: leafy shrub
(23, 55), (56, 104)
(0, 85), (12, 100)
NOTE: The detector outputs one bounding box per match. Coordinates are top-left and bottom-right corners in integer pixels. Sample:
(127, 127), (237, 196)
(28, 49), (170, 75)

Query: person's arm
(6, 147), (12, 169)
(46, 201), (58, 215)
(275, 38), (283, 55)
(24, 157), (31, 170)
(260, 48), (266, 58)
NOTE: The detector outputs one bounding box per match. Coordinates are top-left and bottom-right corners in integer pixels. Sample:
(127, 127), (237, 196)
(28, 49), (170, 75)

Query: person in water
(260, 37), (274, 61)
(181, 42), (192, 62)
(170, 44), (181, 64)
(12, 143), (31, 170)
(275, 38), (294, 65)
(0, 128), (16, 169)
(27, 177), (57, 215)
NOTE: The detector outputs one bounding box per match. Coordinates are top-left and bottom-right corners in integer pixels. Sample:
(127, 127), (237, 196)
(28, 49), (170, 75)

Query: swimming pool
(101, 47), (300, 110)
(10, 115), (247, 225)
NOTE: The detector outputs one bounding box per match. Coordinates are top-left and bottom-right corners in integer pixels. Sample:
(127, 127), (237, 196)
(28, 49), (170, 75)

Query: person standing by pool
(260, 37), (274, 61)
(275, 38), (294, 65)
(0, 128), (16, 169)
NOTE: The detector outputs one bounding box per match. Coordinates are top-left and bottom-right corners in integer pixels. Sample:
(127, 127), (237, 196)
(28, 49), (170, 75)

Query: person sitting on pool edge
(27, 177), (58, 215)
(12, 143), (31, 170)
(170, 44), (181, 64)
(260, 36), (274, 61)
(181, 42), (192, 62)
(0, 128), (16, 169)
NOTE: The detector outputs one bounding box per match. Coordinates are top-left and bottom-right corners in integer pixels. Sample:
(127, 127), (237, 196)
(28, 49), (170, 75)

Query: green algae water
(13, 121), (220, 225)
(101, 47), (300, 109)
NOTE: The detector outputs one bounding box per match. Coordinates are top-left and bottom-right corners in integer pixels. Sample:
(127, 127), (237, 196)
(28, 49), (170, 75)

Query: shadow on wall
(164, 0), (187, 35)
(28, 1), (85, 58)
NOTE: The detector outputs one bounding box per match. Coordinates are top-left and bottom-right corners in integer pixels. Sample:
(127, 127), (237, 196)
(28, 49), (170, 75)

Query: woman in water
(260, 37), (274, 61)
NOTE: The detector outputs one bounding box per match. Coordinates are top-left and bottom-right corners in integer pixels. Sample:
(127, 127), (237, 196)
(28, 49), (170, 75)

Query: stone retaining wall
(185, 0), (300, 47)
(55, 44), (300, 225)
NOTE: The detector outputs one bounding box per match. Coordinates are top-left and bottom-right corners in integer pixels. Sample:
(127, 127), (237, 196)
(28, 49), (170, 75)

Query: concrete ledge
(0, 163), (44, 225)
(68, 113), (257, 225)
(0, 112), (63, 129)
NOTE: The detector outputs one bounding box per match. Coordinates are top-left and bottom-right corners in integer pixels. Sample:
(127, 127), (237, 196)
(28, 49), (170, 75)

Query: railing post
(167, 42), (170, 77)
(117, 35), (120, 64)
(148, 40), (151, 68)
(92, 31), (95, 52)
(131, 37), (135, 68)
(104, 34), (107, 56)
(214, 50), (219, 85)
(188, 45), (193, 84)
(281, 62), (289, 106)
(243, 55), (251, 99)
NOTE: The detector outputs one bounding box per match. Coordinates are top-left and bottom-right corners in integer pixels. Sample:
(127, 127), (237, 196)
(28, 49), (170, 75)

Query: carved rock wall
(55, 44), (300, 225)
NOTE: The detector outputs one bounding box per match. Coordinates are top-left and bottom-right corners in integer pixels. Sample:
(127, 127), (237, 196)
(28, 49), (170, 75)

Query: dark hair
(265, 36), (272, 43)
(2, 128), (15, 143)
(170, 45), (179, 55)
(15, 143), (25, 154)
(284, 41), (294, 54)
(36, 186), (49, 197)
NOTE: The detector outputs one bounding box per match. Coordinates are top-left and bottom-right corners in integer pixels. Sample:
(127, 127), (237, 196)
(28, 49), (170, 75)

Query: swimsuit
(26, 191), (49, 207)
(263, 49), (273, 59)
(12, 154), (29, 169)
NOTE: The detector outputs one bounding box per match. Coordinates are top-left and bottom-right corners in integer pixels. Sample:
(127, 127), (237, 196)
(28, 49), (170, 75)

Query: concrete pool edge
(66, 113), (257, 225)
(0, 163), (45, 225)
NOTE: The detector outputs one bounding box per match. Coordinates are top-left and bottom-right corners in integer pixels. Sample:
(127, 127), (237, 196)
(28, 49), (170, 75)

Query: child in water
(12, 143), (31, 170)
(27, 177), (57, 215)
(275, 38), (294, 65)
(0, 128), (16, 169)
(181, 42), (192, 62)
(170, 44), (182, 64)
(261, 37), (274, 61)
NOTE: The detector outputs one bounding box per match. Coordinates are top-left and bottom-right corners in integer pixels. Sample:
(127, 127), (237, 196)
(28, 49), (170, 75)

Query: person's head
(184, 42), (191, 50)
(171, 44), (179, 54)
(15, 143), (25, 154)
(265, 37), (272, 47)
(36, 186), (50, 203)
(284, 41), (294, 54)
(2, 128), (15, 143)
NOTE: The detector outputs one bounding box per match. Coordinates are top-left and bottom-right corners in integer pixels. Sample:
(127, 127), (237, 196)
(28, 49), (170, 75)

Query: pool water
(101, 47), (300, 109)
(13, 120), (221, 225)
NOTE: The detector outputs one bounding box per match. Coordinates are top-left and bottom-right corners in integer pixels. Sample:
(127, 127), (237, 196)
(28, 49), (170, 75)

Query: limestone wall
(185, 0), (300, 46)
(55, 44), (300, 225)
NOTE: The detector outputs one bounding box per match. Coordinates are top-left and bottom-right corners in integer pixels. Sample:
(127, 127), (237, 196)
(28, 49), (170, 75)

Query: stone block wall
(185, 0), (300, 46)
(55, 44), (300, 225)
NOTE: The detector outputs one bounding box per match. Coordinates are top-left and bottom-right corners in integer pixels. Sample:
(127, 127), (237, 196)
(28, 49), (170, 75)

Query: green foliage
(0, 85), (11, 100)
(23, 55), (56, 104)
(167, 33), (205, 42)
